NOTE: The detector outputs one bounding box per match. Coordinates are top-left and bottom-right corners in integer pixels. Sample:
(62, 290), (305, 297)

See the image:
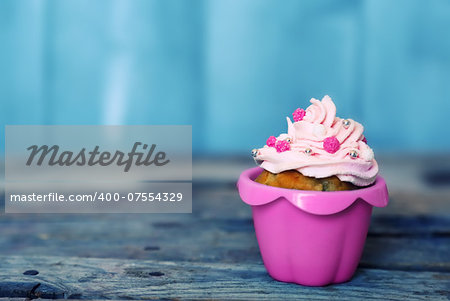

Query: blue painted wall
(1, 0), (450, 154)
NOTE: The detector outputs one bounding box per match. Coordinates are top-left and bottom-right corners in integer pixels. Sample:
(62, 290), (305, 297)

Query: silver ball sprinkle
(342, 119), (351, 129)
(251, 149), (258, 157)
(349, 150), (358, 159)
(304, 148), (312, 155)
(285, 137), (292, 143)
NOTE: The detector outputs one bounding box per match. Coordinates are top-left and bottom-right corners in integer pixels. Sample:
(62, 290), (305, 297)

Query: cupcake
(237, 95), (389, 286)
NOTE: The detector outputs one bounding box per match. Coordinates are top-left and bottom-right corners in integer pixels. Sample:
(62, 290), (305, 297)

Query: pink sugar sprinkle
(362, 137), (368, 144)
(275, 140), (291, 153)
(266, 136), (277, 147)
(293, 108), (306, 122)
(323, 136), (340, 154)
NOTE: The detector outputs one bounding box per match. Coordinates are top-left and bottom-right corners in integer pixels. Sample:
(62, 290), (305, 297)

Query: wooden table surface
(0, 156), (449, 300)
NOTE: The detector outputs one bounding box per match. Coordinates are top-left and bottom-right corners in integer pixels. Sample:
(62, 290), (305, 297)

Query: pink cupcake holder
(237, 167), (389, 286)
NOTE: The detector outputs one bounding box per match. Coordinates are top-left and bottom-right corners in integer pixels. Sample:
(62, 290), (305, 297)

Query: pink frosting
(254, 95), (378, 186)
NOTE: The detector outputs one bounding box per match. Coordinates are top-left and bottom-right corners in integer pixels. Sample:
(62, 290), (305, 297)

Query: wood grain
(0, 256), (449, 300)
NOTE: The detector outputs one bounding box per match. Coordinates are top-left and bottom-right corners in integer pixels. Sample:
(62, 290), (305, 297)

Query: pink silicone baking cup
(237, 167), (389, 286)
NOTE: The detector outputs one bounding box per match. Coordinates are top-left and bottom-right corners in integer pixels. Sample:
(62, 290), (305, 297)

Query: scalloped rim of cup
(237, 167), (389, 215)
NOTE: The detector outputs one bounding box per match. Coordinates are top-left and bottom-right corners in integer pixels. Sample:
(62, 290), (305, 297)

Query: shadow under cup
(237, 167), (389, 286)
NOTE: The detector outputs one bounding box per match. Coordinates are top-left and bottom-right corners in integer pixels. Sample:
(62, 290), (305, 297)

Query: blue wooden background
(1, 0), (450, 154)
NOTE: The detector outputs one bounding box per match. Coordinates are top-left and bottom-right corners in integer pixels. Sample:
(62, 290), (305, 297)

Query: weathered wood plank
(2, 179), (450, 223)
(0, 256), (448, 300)
(361, 237), (450, 271)
(0, 215), (448, 271)
(369, 215), (450, 236)
(1, 182), (449, 222)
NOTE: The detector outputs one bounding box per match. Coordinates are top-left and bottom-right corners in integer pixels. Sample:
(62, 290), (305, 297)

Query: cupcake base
(255, 169), (357, 191)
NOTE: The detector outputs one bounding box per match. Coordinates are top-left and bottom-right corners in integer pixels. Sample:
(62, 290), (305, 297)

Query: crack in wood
(28, 283), (40, 299)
